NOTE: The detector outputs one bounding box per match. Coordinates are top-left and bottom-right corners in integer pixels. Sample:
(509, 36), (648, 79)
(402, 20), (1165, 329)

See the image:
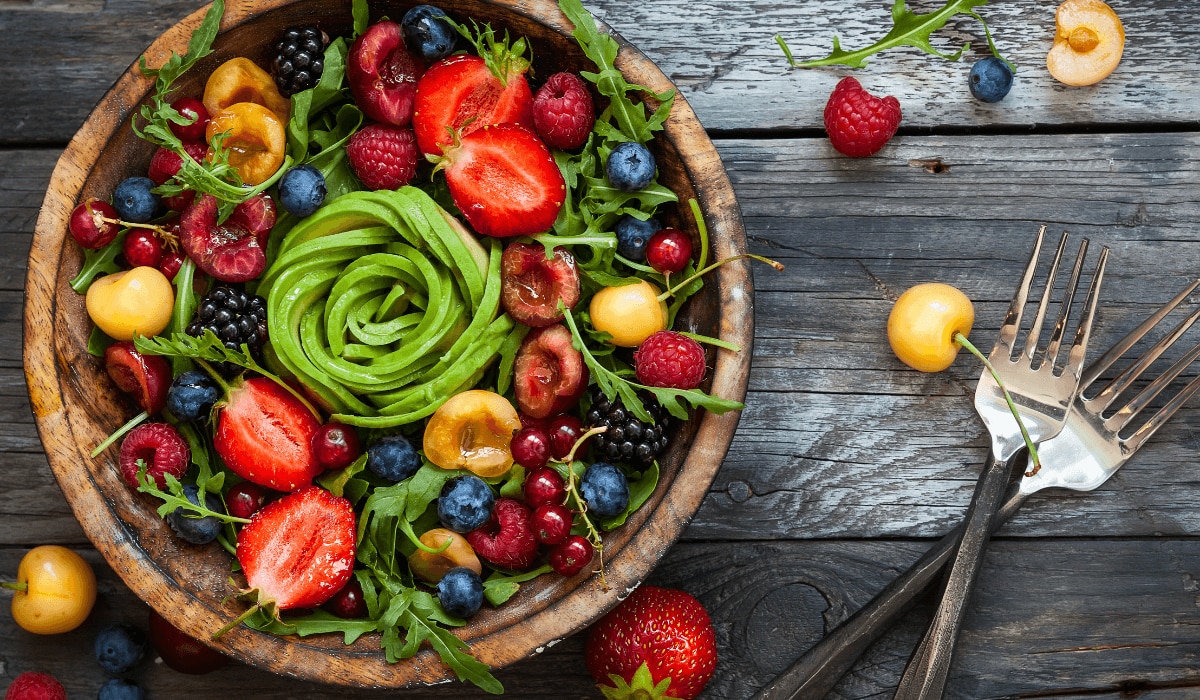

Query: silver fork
(893, 230), (1107, 700)
(753, 281), (1200, 700)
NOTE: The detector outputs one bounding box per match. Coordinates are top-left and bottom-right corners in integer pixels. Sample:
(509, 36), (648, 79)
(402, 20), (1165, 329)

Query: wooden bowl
(25, 0), (750, 688)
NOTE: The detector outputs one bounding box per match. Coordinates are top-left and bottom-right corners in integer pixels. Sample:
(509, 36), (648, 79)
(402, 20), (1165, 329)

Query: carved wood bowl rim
(24, 0), (751, 687)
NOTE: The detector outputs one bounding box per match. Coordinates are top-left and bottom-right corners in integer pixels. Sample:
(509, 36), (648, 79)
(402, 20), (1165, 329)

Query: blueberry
(366, 435), (422, 483)
(580, 462), (629, 518)
(166, 484), (224, 545)
(615, 215), (660, 262)
(437, 566), (484, 618)
(968, 57), (1014, 103)
(605, 142), (656, 192)
(278, 164), (327, 217)
(94, 623), (147, 674)
(99, 678), (146, 700)
(111, 177), (160, 223)
(401, 5), (457, 62)
(166, 370), (220, 422)
(437, 475), (495, 533)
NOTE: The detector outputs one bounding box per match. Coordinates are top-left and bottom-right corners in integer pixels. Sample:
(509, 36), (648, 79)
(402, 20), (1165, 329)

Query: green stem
(953, 332), (1041, 470)
(1, 581), (28, 592)
(91, 411), (150, 457)
(657, 253), (784, 302)
(212, 602), (261, 639)
(195, 358), (232, 394)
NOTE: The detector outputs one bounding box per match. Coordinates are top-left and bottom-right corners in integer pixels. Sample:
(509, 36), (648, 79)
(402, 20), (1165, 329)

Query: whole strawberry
(346, 122), (419, 190)
(532, 72), (595, 150)
(634, 331), (706, 390)
(823, 76), (902, 158)
(585, 586), (717, 700)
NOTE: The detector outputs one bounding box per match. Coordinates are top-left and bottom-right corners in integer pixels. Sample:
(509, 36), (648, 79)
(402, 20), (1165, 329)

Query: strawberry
(532, 72), (595, 150)
(585, 586), (717, 700)
(346, 123), (419, 191)
(412, 26), (535, 157)
(823, 76), (902, 158)
(233, 486), (356, 616)
(214, 377), (321, 492)
(464, 497), (539, 570)
(432, 123), (565, 238)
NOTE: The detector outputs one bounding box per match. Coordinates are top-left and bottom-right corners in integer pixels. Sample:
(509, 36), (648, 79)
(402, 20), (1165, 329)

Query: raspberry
(822, 76), (902, 158)
(464, 497), (539, 570)
(4, 672), (67, 700)
(117, 422), (190, 489)
(346, 123), (419, 191)
(634, 331), (706, 390)
(532, 72), (595, 151)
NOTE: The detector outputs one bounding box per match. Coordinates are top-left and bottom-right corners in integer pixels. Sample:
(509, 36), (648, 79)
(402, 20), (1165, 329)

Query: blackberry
(585, 390), (669, 466)
(271, 26), (327, 96)
(186, 285), (268, 356)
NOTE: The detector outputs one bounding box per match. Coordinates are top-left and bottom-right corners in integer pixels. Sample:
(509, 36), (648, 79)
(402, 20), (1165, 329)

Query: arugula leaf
(246, 607), (378, 645)
(87, 326), (116, 358)
(777, 0), (1013, 70)
(316, 453), (371, 504)
(69, 230), (127, 293)
(136, 470), (248, 525)
(483, 565), (552, 606)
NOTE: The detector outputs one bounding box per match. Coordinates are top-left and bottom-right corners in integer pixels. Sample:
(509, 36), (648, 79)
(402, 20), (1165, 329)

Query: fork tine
(996, 225), (1047, 355)
(1021, 231), (1069, 361)
(1081, 279), (1200, 389)
(1042, 238), (1091, 368)
(1121, 342), (1200, 451)
(1064, 247), (1109, 376)
(1088, 303), (1200, 413)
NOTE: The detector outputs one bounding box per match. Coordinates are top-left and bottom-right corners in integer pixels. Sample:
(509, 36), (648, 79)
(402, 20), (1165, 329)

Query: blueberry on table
(438, 475), (495, 532)
(580, 462), (630, 518)
(166, 484), (225, 545)
(99, 678), (146, 700)
(166, 370), (220, 422)
(94, 623), (147, 674)
(615, 214), (661, 262)
(969, 57), (1014, 102)
(402, 5), (457, 62)
(366, 434), (421, 482)
(278, 164), (327, 217)
(605, 142), (656, 191)
(111, 176), (160, 223)
(437, 566), (484, 618)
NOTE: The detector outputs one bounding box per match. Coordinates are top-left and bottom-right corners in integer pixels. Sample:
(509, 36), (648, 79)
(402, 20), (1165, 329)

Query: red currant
(523, 467), (566, 508)
(511, 426), (552, 470)
(549, 535), (594, 576)
(547, 413), (585, 460)
(148, 608), (227, 674)
(532, 504), (572, 545)
(323, 578), (369, 619)
(311, 421), (363, 471)
(68, 198), (120, 250)
(169, 97), (211, 142)
(646, 228), (693, 274)
(226, 481), (269, 519)
(123, 229), (165, 268)
(158, 250), (185, 282)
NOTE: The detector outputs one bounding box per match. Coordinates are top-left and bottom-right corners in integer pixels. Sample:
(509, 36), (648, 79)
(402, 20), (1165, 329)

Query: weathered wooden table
(4, 1), (1200, 697)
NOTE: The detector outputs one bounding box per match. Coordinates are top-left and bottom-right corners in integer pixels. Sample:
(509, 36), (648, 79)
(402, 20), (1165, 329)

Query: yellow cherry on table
(887, 282), (975, 373)
(1046, 0), (1125, 86)
(85, 266), (175, 341)
(5, 545), (97, 635)
(589, 279), (668, 348)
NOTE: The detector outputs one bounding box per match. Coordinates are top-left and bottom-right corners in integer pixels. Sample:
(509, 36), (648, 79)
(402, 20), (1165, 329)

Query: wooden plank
(3, 0), (1198, 145)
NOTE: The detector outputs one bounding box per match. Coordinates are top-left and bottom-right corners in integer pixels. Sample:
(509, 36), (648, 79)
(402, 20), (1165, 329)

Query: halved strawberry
(235, 486), (356, 612)
(178, 194), (269, 283)
(214, 377), (321, 492)
(433, 123), (564, 238)
(412, 25), (535, 157)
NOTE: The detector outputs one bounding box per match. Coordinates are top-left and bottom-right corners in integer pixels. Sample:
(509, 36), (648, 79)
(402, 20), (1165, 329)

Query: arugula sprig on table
(777, 0), (1013, 71)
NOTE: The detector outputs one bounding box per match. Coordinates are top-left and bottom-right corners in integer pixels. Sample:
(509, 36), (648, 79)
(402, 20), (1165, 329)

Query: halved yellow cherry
(206, 102), (286, 186)
(407, 528), (482, 583)
(887, 282), (974, 373)
(202, 57), (291, 124)
(423, 390), (521, 477)
(1046, 0), (1125, 86)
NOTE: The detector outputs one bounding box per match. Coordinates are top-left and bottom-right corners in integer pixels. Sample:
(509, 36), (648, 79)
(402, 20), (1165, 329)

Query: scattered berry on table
(225, 481), (270, 520)
(311, 421), (363, 471)
(968, 57), (1014, 102)
(104, 340), (171, 414)
(605, 141), (656, 191)
(823, 76), (902, 158)
(98, 678), (145, 700)
(166, 370), (220, 422)
(148, 608), (227, 674)
(365, 434), (421, 482)
(586, 392), (669, 466)
(118, 422), (190, 489)
(465, 497), (540, 570)
(531, 503), (572, 545)
(401, 5), (457, 62)
(122, 229), (164, 269)
(546, 413), (586, 460)
(615, 214), (660, 262)
(437, 566), (484, 618)
(3, 672), (66, 700)
(532, 72), (595, 150)
(634, 330), (707, 390)
(68, 198), (120, 249)
(111, 177), (160, 223)
(580, 462), (630, 518)
(548, 534), (593, 577)
(645, 227), (693, 274)
(278, 164), (327, 217)
(523, 466), (566, 507)
(346, 123), (419, 191)
(323, 578), (369, 619)
(437, 475), (495, 533)
(94, 623), (147, 674)
(166, 484), (225, 544)
(185, 284), (269, 354)
(272, 26), (327, 96)
(167, 97), (210, 142)
(511, 426), (552, 470)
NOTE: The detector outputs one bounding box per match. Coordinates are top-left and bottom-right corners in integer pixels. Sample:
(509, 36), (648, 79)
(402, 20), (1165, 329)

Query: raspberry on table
(532, 72), (595, 151)
(822, 76), (902, 158)
(346, 123), (419, 191)
(634, 330), (707, 390)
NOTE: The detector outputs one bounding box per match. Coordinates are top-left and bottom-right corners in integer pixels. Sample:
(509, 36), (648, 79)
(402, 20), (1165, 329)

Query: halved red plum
(104, 341), (172, 414)
(513, 323), (588, 419)
(178, 194), (272, 282)
(347, 20), (425, 127)
(501, 242), (580, 327)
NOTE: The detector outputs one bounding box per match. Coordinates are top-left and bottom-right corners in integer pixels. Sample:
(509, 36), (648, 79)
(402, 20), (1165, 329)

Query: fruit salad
(66, 0), (749, 692)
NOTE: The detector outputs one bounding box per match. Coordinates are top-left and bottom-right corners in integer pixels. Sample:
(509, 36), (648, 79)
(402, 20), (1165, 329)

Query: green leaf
(87, 326), (116, 357)
(777, 0), (1011, 69)
(352, 0), (369, 37)
(69, 231), (127, 294)
(482, 565), (552, 607)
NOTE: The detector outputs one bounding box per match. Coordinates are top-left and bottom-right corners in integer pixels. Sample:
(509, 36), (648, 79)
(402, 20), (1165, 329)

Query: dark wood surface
(5, 0), (1200, 698)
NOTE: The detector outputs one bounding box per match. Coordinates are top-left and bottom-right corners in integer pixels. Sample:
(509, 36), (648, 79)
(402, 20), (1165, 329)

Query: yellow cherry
(588, 279), (668, 348)
(887, 282), (975, 373)
(423, 390), (521, 477)
(85, 266), (175, 341)
(407, 528), (482, 583)
(1046, 0), (1124, 86)
(6, 545), (97, 635)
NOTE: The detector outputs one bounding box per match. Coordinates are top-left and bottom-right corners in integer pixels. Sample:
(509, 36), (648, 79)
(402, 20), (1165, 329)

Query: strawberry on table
(214, 376), (321, 492)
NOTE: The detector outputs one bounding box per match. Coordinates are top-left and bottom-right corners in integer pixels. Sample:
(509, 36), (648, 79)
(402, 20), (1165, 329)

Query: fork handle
(751, 460), (1030, 700)
(892, 454), (1022, 700)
